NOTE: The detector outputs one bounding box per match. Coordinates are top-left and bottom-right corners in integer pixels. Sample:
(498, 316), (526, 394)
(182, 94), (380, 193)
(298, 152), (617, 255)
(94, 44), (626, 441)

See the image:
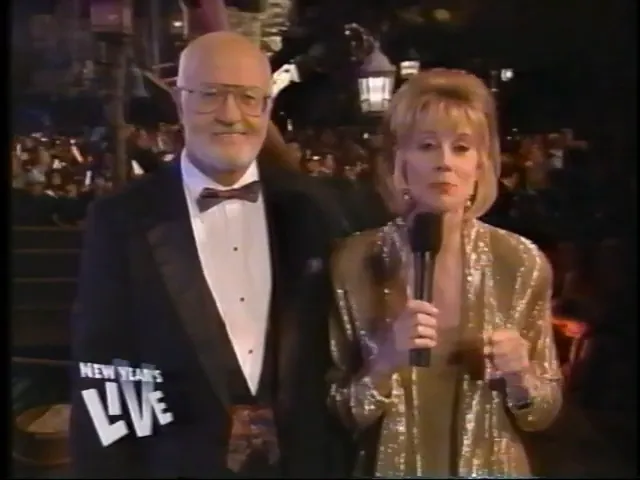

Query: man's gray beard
(188, 147), (255, 178)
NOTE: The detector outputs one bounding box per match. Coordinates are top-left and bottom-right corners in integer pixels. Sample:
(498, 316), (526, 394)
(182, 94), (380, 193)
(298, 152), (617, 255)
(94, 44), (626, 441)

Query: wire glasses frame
(177, 84), (271, 116)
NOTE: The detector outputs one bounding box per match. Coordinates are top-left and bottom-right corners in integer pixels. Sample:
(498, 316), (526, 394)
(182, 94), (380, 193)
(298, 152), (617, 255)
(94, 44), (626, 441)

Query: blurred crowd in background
(11, 123), (632, 242)
(10, 119), (638, 413)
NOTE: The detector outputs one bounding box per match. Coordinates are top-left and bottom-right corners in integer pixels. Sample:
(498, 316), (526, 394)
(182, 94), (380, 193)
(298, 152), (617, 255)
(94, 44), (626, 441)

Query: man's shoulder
(262, 166), (352, 237)
(89, 165), (173, 220)
(261, 164), (324, 192)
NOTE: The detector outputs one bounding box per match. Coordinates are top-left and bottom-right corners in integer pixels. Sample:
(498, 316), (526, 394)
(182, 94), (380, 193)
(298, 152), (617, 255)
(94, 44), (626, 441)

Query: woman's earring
(401, 188), (417, 216)
(465, 196), (473, 209)
(465, 182), (478, 211)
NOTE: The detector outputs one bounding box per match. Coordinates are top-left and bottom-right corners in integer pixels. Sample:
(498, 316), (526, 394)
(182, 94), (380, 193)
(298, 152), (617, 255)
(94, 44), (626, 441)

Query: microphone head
(409, 212), (442, 254)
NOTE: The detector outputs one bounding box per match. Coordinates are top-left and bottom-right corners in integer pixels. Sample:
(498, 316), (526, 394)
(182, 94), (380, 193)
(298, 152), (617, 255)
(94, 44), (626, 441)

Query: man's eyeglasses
(178, 84), (271, 117)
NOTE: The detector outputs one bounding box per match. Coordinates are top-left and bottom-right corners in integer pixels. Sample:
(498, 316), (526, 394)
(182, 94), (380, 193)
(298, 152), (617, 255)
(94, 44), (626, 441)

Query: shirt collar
(180, 149), (259, 201)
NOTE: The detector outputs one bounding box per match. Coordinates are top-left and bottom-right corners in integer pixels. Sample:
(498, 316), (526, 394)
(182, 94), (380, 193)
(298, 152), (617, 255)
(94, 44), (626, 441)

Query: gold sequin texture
(327, 219), (563, 478)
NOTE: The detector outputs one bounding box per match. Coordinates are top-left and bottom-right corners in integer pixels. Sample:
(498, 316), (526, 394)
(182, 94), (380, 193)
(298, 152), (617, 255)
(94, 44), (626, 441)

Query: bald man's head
(178, 32), (271, 88)
(175, 32), (273, 180)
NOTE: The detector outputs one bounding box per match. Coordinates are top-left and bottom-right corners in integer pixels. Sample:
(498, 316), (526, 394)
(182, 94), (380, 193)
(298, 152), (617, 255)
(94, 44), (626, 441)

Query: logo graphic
(79, 359), (174, 447)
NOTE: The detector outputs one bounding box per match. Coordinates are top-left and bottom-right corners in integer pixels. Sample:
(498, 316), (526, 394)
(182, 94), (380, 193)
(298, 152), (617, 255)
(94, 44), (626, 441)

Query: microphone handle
(409, 253), (433, 367)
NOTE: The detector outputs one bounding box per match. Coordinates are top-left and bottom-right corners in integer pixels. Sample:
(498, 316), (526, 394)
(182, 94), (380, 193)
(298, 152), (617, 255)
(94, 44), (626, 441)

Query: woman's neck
(439, 209), (465, 258)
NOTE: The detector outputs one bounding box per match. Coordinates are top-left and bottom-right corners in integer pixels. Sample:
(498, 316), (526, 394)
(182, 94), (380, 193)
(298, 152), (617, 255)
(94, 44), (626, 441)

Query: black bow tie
(197, 181), (261, 212)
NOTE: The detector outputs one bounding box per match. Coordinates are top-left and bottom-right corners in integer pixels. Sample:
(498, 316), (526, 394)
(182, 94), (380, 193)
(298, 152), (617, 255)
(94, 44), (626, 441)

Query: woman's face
(51, 173), (62, 185)
(66, 184), (78, 197)
(395, 119), (481, 214)
(527, 144), (545, 164)
(37, 148), (51, 167)
(12, 153), (21, 174)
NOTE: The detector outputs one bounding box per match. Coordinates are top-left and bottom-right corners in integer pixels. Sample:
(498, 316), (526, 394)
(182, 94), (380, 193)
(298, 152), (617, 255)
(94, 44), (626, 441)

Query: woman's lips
(429, 182), (457, 194)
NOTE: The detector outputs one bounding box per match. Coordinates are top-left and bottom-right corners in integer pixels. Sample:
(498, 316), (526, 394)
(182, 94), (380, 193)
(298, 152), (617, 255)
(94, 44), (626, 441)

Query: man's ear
(264, 97), (274, 118)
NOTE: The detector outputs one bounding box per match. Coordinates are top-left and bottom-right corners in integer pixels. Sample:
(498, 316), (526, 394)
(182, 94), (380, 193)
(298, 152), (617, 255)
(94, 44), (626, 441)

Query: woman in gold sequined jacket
(327, 69), (563, 478)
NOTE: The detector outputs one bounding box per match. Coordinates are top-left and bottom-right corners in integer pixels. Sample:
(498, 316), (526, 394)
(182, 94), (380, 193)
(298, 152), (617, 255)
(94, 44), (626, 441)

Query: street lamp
(358, 42), (396, 114)
(90, 0), (133, 189)
(500, 68), (514, 82)
(170, 13), (185, 36)
(400, 49), (420, 79)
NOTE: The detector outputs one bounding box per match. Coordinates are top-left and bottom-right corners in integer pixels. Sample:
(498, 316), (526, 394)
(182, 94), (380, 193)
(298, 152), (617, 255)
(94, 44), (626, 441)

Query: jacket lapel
(260, 166), (299, 411)
(142, 161), (232, 406)
(141, 161), (334, 412)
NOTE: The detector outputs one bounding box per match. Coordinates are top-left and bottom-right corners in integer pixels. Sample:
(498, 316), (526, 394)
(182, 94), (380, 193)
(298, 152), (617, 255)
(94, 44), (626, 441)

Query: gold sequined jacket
(328, 219), (563, 478)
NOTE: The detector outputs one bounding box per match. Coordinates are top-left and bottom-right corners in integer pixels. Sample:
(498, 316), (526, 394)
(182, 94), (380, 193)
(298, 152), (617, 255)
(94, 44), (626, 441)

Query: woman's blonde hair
(375, 68), (500, 218)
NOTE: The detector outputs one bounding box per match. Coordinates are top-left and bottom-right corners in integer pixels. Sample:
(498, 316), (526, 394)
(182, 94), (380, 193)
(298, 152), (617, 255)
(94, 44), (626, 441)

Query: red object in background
(552, 315), (588, 381)
(89, 0), (133, 35)
(553, 315), (587, 339)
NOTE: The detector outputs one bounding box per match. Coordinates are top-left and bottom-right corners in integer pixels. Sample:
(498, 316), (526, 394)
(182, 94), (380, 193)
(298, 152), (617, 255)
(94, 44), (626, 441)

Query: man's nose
(216, 93), (243, 123)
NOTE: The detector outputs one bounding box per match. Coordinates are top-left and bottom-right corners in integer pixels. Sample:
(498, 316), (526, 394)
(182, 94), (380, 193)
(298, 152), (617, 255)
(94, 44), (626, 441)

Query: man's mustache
(211, 121), (253, 135)
(211, 129), (248, 135)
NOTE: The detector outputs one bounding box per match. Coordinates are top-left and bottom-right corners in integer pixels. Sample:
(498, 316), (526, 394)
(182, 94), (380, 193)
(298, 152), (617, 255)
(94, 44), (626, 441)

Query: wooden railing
(11, 227), (83, 354)
(11, 357), (72, 367)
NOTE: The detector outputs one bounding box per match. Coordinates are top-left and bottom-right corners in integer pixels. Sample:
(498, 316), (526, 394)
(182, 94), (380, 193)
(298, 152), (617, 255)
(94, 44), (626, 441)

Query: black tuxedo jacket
(69, 160), (354, 478)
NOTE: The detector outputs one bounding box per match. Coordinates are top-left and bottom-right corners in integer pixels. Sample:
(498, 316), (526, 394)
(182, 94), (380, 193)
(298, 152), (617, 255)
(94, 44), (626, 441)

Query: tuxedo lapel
(142, 161), (232, 406)
(141, 162), (332, 412)
(260, 169), (298, 411)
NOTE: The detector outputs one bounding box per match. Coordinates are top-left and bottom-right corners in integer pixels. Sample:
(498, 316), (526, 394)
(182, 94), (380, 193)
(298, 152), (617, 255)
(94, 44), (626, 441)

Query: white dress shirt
(181, 151), (272, 394)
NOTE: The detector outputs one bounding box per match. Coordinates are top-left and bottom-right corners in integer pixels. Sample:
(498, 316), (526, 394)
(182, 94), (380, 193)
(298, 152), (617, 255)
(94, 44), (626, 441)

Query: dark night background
(10, 1), (638, 478)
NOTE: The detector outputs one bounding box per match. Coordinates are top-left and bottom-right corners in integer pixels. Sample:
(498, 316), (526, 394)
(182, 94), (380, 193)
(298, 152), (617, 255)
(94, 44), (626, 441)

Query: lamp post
(400, 49), (420, 79)
(358, 42), (396, 115)
(90, 0), (133, 189)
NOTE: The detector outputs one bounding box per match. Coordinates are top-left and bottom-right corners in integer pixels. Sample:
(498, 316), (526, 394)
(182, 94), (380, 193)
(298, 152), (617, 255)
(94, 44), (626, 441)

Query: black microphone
(408, 212), (442, 367)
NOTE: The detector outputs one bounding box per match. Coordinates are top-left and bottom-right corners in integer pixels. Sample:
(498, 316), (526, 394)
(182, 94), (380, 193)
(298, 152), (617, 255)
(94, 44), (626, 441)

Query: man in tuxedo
(70, 32), (352, 478)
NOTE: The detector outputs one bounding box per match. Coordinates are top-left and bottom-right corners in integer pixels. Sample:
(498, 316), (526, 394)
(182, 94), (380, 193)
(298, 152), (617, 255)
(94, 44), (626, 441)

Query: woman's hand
(484, 329), (530, 375)
(370, 299), (439, 377)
